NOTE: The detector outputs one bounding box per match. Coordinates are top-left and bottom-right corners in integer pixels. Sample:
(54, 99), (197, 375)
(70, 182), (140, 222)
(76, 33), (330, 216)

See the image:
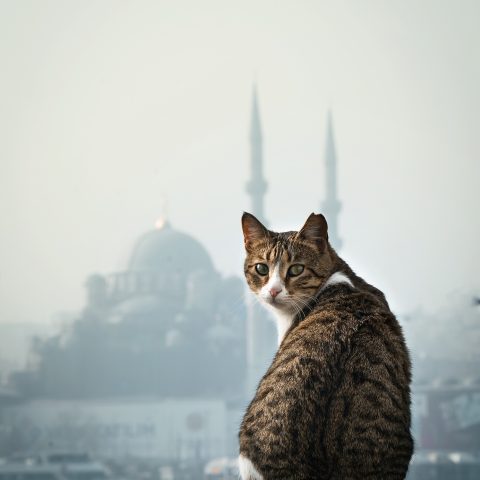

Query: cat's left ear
(298, 213), (329, 252)
(242, 212), (269, 251)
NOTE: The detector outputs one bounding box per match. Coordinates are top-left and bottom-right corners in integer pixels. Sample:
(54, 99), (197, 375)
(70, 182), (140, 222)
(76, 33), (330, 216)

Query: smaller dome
(129, 222), (214, 275)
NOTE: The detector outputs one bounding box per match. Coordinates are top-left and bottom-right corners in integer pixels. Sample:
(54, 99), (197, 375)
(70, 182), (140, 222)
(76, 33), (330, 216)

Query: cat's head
(241, 212), (335, 316)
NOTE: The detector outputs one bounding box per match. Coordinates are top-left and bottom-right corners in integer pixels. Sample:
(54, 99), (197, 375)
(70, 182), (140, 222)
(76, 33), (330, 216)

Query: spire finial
(155, 194), (169, 229)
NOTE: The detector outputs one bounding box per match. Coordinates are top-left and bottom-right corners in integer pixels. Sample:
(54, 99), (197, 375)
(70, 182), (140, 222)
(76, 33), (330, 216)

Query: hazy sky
(1, 0), (479, 325)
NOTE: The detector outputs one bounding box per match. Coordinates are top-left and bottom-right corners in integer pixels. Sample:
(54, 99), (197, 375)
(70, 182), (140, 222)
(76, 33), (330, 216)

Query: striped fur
(239, 212), (413, 480)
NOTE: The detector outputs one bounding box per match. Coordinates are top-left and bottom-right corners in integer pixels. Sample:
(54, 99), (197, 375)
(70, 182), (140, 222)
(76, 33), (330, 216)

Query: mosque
(67, 84), (343, 401)
(1, 86), (342, 462)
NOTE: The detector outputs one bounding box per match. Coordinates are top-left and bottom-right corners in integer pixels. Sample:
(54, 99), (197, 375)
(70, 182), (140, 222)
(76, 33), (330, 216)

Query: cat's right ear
(298, 212), (329, 252)
(242, 212), (269, 251)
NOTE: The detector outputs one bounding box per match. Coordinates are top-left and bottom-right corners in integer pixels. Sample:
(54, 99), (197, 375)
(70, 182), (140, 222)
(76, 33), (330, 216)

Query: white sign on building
(4, 397), (227, 460)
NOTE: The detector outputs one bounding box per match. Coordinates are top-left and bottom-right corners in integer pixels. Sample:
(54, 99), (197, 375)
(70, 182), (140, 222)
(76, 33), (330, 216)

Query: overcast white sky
(1, 0), (479, 325)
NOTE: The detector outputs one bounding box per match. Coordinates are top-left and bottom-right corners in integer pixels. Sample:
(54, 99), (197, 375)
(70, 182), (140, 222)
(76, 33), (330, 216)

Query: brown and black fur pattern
(239, 212), (413, 479)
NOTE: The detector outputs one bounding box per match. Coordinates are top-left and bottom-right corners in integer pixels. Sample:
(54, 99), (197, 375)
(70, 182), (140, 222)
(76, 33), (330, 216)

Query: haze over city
(1, 3), (480, 479)
(1, 0), (479, 328)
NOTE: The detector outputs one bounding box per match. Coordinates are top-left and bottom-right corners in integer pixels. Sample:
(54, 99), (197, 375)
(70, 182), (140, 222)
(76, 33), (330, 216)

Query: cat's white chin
(261, 296), (290, 312)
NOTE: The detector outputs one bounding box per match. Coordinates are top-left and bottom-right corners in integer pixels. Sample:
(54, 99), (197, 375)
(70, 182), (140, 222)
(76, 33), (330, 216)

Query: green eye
(288, 264), (304, 277)
(255, 263), (269, 276)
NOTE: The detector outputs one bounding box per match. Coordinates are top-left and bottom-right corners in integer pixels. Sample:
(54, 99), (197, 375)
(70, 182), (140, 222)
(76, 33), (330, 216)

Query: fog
(0, 1), (479, 478)
(1, 0), (479, 326)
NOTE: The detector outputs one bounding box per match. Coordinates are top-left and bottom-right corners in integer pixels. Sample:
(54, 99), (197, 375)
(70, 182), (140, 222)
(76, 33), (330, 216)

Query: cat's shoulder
(286, 275), (395, 344)
(318, 275), (390, 318)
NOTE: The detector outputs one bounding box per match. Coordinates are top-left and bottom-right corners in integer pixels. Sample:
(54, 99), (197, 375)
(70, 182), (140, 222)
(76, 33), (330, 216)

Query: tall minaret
(245, 85), (275, 395)
(322, 111), (343, 251)
(246, 84), (268, 224)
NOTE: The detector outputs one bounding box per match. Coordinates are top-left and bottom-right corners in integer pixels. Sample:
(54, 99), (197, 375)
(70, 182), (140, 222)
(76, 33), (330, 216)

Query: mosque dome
(128, 221), (214, 275)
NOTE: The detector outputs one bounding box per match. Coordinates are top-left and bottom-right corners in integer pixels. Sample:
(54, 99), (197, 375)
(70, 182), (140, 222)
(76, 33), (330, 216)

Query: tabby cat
(238, 212), (413, 480)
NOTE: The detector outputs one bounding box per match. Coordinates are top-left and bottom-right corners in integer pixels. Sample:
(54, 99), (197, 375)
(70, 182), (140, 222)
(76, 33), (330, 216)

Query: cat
(238, 212), (413, 480)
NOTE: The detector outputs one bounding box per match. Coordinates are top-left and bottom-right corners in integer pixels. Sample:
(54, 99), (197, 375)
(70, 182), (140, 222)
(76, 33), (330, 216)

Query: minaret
(246, 84), (268, 224)
(245, 85), (275, 395)
(322, 111), (343, 251)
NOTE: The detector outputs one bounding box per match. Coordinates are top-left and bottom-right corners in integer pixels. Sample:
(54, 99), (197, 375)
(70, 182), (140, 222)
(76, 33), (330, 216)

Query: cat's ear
(242, 212), (269, 251)
(298, 213), (329, 252)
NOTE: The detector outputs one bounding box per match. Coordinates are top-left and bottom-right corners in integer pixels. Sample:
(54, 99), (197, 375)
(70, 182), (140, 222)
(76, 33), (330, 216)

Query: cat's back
(308, 285), (413, 478)
(278, 282), (403, 367)
(240, 283), (413, 479)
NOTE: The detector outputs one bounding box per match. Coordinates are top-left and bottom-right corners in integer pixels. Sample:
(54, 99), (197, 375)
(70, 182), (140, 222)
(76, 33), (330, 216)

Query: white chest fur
(272, 309), (295, 345)
(238, 454), (264, 480)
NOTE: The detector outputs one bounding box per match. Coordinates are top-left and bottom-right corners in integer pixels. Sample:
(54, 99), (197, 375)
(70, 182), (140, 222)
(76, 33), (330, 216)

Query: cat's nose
(269, 287), (282, 298)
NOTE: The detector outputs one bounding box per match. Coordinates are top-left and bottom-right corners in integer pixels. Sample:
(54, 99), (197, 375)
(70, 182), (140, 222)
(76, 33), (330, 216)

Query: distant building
(12, 219), (247, 400)
(5, 220), (247, 460)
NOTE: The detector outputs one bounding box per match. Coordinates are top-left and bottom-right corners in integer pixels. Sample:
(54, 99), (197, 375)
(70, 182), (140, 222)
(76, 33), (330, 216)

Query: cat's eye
(255, 263), (269, 276)
(288, 264), (304, 277)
